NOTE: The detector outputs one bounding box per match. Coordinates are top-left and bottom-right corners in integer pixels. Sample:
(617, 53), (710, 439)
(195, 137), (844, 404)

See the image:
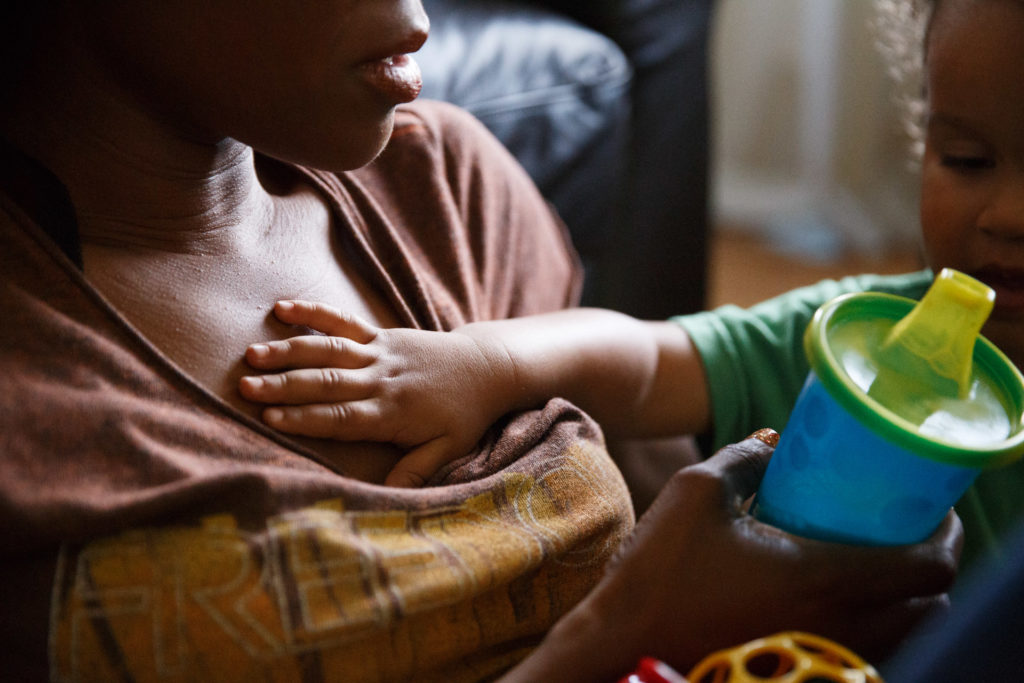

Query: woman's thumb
(706, 428), (779, 500)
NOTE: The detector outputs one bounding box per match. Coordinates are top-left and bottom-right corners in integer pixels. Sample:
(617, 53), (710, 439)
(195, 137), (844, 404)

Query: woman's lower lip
(357, 54), (422, 104)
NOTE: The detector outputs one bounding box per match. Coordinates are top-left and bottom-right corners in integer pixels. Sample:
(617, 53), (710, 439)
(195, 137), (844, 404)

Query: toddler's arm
(240, 300), (710, 486)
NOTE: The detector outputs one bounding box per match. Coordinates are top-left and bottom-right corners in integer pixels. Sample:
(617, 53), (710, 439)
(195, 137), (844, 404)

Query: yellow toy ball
(687, 631), (883, 683)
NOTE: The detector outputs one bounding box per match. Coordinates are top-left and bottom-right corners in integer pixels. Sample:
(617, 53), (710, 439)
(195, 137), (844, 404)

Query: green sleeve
(958, 462), (1024, 570)
(673, 267), (1024, 570)
(671, 270), (933, 451)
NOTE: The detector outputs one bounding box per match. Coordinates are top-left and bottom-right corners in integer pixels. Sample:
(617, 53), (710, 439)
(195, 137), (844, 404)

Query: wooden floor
(707, 228), (925, 309)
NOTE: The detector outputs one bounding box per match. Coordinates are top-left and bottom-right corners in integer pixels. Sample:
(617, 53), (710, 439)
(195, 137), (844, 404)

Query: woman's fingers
(805, 510), (961, 605)
(705, 430), (961, 605)
(565, 431), (963, 676)
(240, 367), (373, 404)
(812, 593), (951, 666)
(272, 300), (379, 342)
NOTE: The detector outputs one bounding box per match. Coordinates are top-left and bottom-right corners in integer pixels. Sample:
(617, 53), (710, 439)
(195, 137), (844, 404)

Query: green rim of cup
(805, 292), (1024, 469)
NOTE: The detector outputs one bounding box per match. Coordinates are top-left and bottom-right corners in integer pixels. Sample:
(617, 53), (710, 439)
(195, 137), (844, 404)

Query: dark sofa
(416, 0), (715, 319)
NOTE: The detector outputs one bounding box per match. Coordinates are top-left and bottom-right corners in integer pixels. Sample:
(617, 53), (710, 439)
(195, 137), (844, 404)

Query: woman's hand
(504, 431), (963, 682)
(239, 300), (521, 487)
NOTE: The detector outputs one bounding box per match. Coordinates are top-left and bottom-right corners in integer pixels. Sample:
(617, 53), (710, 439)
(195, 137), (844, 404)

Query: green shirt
(674, 269), (1024, 570)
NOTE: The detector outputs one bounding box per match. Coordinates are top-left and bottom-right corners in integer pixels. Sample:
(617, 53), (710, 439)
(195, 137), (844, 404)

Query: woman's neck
(3, 27), (274, 256)
(2, 16), (407, 483)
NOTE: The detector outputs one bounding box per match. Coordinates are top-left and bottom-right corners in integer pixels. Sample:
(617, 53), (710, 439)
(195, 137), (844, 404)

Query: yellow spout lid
(875, 268), (995, 400)
(803, 275), (1024, 467)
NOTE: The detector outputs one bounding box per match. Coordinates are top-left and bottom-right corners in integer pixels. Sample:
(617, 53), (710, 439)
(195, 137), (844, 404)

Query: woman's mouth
(357, 53), (422, 105)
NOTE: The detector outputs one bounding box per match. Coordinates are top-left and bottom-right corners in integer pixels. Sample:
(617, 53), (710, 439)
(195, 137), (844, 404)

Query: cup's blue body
(752, 372), (979, 545)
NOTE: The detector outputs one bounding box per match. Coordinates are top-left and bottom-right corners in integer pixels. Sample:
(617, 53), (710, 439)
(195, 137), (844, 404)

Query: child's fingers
(260, 400), (389, 440)
(384, 439), (463, 488)
(245, 334), (374, 370)
(273, 300), (378, 342)
(240, 368), (373, 404)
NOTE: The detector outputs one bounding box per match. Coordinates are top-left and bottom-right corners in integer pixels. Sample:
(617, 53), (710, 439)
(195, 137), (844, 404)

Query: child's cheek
(919, 171), (970, 268)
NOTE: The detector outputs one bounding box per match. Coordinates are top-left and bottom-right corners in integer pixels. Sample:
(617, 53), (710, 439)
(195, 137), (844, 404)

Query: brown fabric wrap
(0, 101), (633, 681)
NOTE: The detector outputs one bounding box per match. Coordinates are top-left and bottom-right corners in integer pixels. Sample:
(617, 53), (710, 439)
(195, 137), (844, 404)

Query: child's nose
(978, 174), (1024, 240)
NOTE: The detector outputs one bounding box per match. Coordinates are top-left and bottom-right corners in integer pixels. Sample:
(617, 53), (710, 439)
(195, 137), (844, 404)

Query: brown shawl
(0, 101), (634, 682)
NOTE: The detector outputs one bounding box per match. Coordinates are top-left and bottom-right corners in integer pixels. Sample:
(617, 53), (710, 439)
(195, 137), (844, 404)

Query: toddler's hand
(239, 300), (518, 487)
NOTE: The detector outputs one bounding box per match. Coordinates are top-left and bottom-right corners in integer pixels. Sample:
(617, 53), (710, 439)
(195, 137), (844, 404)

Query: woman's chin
(251, 113), (397, 173)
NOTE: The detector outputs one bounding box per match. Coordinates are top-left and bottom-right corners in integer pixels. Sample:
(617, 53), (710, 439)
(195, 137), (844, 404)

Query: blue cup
(752, 286), (1024, 545)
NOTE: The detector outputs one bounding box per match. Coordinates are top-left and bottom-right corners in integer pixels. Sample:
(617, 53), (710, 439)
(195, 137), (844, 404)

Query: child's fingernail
(265, 408), (284, 424)
(240, 376), (264, 391)
(747, 428), (779, 447)
(249, 344), (269, 358)
(276, 301), (294, 312)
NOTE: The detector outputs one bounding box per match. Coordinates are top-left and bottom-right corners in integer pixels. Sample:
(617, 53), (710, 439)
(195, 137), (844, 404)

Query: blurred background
(707, 0), (925, 308)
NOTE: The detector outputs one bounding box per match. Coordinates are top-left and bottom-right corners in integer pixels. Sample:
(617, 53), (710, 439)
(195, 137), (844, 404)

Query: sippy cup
(752, 268), (1024, 545)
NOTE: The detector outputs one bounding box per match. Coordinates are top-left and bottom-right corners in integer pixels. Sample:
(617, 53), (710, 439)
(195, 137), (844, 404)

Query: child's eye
(940, 154), (995, 171)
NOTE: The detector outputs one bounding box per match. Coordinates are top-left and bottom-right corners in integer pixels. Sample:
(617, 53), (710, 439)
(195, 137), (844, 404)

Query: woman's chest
(85, 245), (406, 483)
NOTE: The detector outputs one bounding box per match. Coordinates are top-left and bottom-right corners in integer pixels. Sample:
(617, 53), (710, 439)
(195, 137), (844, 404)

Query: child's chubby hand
(239, 300), (518, 487)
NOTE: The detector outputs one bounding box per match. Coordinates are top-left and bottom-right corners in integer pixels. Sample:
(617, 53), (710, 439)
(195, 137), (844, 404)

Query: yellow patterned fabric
(49, 440), (630, 682)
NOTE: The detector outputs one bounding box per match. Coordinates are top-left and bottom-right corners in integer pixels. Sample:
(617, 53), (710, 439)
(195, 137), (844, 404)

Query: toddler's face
(919, 0), (1024, 367)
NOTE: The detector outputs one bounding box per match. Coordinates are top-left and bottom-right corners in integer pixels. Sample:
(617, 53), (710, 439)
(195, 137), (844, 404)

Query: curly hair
(872, 0), (935, 163)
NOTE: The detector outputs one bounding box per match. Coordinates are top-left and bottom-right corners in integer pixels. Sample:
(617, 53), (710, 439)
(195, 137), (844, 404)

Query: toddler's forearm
(455, 309), (709, 438)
